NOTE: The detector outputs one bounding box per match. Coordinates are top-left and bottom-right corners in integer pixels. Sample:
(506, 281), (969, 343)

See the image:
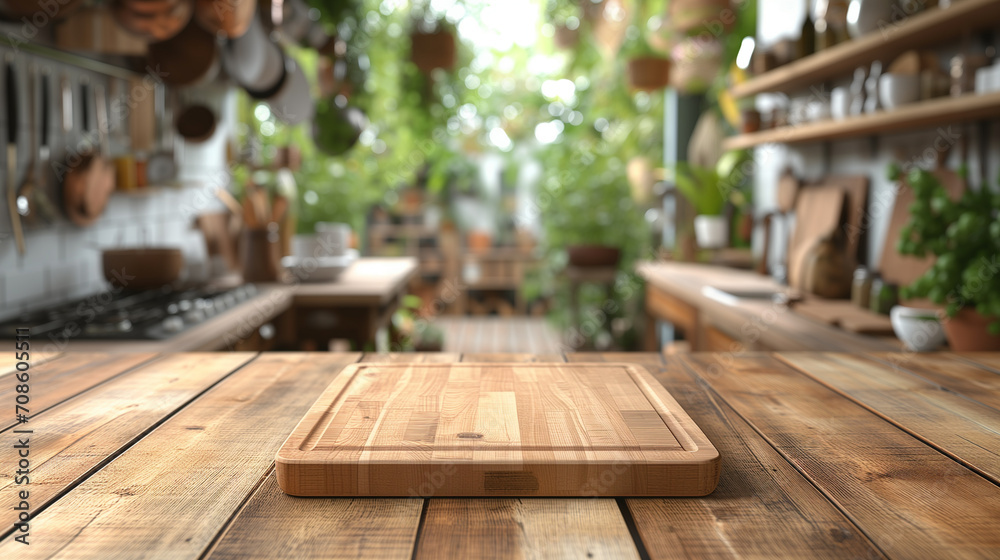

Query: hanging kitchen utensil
(146, 83), (177, 184)
(147, 18), (220, 87)
(113, 0), (194, 41)
(221, 11), (269, 88)
(5, 59), (25, 255)
(265, 55), (314, 125)
(0, 0), (81, 19)
(194, 0), (254, 37)
(243, 41), (287, 99)
(175, 103), (217, 143)
(63, 82), (115, 227)
(15, 65), (56, 226)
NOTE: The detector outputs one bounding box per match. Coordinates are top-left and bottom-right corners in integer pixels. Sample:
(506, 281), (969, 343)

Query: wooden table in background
(5, 351), (1000, 558)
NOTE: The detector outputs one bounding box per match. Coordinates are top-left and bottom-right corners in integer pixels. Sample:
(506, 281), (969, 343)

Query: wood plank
(682, 353), (1000, 558)
(0, 352), (158, 431)
(0, 353), (255, 530)
(207, 473), (422, 560)
(778, 352), (1000, 484)
(0, 353), (361, 557)
(0, 349), (61, 377)
(869, 352), (1000, 412)
(206, 353), (446, 560)
(414, 352), (641, 560)
(571, 353), (884, 560)
(723, 91), (1000, 149)
(730, 0), (1000, 97)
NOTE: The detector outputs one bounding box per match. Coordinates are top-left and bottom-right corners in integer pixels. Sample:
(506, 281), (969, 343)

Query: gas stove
(0, 284), (259, 340)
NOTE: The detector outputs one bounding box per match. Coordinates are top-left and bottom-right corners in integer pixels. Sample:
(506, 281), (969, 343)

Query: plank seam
(675, 354), (891, 560)
(408, 494), (431, 560)
(0, 353), (263, 544)
(197, 465), (278, 560)
(776, 353), (1000, 488)
(0, 353), (164, 434)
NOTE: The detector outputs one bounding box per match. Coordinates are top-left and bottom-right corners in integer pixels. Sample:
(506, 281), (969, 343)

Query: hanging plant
(620, 6), (670, 91)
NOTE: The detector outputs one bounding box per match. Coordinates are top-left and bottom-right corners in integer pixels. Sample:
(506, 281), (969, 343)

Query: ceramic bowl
(890, 305), (946, 352)
(879, 73), (920, 110)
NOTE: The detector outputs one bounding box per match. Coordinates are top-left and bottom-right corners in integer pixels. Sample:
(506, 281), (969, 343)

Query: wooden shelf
(730, 0), (1000, 98)
(723, 91), (1000, 150)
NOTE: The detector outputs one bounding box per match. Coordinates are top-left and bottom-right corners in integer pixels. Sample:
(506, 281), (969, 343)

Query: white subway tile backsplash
(5, 267), (47, 307)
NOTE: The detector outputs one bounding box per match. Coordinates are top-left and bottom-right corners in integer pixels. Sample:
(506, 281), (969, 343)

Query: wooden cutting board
(792, 299), (895, 335)
(276, 362), (720, 497)
(787, 186), (846, 289)
(879, 168), (965, 290)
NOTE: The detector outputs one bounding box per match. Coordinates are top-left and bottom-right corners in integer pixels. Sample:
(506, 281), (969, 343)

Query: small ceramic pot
(890, 306), (946, 352)
(879, 73), (920, 110)
(694, 215), (728, 249)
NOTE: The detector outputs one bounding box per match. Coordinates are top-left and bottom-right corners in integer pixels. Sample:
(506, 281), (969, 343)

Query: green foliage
(673, 162), (726, 216)
(896, 167), (1000, 332)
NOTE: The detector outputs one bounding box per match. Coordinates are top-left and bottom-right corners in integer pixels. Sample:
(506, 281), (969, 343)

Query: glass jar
(852, 267), (873, 308)
(870, 276), (898, 315)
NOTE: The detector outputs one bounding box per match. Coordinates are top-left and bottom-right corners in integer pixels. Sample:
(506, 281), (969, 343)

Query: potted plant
(409, 3), (457, 74)
(894, 166), (1000, 351)
(546, 0), (583, 49)
(620, 6), (670, 91)
(673, 161), (728, 249)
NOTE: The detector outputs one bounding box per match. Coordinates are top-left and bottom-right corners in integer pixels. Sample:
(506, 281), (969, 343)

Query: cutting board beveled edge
(275, 362), (720, 497)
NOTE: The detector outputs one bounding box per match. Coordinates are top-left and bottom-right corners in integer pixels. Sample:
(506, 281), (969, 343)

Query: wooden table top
(637, 261), (899, 352)
(6, 350), (1000, 558)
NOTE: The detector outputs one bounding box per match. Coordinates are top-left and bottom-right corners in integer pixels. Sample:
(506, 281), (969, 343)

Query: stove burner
(0, 284), (258, 341)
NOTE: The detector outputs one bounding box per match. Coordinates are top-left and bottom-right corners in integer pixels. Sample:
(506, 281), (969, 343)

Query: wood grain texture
(0, 353), (255, 529)
(866, 353), (1000, 412)
(206, 353), (444, 560)
(276, 360), (719, 497)
(0, 353), (361, 558)
(0, 349), (62, 377)
(417, 498), (640, 560)
(682, 353), (1000, 558)
(0, 352), (157, 430)
(778, 352), (1000, 484)
(959, 353), (1000, 374)
(571, 353), (884, 560)
(415, 353), (641, 560)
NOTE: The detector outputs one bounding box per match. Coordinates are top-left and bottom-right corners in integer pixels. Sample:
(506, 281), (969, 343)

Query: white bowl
(879, 73), (920, 110)
(282, 249), (359, 283)
(890, 305), (946, 352)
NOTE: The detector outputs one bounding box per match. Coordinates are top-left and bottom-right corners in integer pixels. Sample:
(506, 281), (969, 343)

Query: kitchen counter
(60, 257), (418, 353)
(638, 261), (899, 352)
(6, 350), (1000, 558)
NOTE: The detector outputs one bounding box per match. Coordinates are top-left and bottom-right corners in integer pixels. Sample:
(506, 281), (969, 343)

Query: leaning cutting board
(276, 362), (720, 497)
(879, 168), (965, 290)
(787, 185), (846, 289)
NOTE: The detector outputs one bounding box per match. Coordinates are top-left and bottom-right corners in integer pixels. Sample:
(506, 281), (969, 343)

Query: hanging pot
(175, 104), (217, 143)
(0, 0), (81, 19)
(411, 30), (456, 73)
(567, 245), (621, 268)
(221, 11), (269, 87)
(627, 56), (670, 91)
(242, 40), (286, 98)
(113, 0), (193, 42)
(313, 102), (367, 156)
(265, 56), (314, 125)
(147, 18), (220, 86)
(194, 0), (254, 38)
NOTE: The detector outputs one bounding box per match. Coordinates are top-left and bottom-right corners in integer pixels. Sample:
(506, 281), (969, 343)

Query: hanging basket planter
(669, 0), (733, 35)
(553, 25), (579, 49)
(627, 56), (671, 91)
(411, 30), (456, 73)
